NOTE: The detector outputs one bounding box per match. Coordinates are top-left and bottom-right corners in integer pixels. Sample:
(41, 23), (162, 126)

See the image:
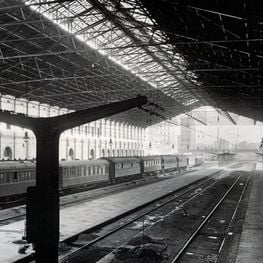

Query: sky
(192, 107), (263, 145)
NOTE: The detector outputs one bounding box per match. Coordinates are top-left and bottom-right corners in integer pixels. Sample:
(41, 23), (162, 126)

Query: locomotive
(0, 155), (202, 199)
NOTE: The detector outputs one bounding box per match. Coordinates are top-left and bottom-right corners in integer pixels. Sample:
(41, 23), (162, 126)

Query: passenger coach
(140, 156), (162, 175)
(102, 157), (141, 182)
(60, 159), (109, 188)
(0, 161), (35, 198)
(0, 154), (203, 200)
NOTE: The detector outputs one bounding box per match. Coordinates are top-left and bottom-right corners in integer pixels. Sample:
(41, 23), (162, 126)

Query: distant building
(178, 117), (196, 153)
(145, 119), (180, 155)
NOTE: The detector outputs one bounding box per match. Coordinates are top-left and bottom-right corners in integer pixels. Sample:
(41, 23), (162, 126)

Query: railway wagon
(195, 157), (203, 166)
(102, 157), (141, 181)
(60, 159), (109, 188)
(187, 156), (196, 167)
(178, 155), (188, 170)
(0, 154), (191, 200)
(140, 156), (162, 175)
(0, 161), (36, 198)
(161, 155), (179, 172)
(0, 159), (110, 198)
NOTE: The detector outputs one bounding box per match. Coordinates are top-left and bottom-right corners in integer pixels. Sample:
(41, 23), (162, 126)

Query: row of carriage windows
(165, 158), (178, 164)
(144, 160), (161, 167)
(0, 160), (143, 184)
(0, 164), (106, 184)
(115, 162), (139, 169)
(62, 165), (107, 178)
(0, 159), (170, 184)
(0, 171), (35, 184)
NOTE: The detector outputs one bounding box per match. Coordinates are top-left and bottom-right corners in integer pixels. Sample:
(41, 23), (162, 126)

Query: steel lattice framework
(139, 0), (263, 122)
(0, 0), (208, 127)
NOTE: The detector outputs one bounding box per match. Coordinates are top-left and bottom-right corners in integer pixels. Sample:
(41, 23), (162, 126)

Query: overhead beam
(192, 68), (263, 72)
(185, 112), (207, 125)
(216, 108), (237, 125)
(223, 110), (237, 125)
(0, 0), (67, 11)
(187, 5), (244, 20)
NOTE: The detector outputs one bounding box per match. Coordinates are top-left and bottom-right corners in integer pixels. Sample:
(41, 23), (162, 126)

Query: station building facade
(144, 120), (180, 155)
(0, 95), (145, 160)
(178, 117), (196, 153)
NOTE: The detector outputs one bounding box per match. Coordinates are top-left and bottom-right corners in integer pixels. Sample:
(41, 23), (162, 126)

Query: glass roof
(25, 0), (199, 103)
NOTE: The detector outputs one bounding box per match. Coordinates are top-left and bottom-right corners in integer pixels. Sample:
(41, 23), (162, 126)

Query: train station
(0, 1), (263, 262)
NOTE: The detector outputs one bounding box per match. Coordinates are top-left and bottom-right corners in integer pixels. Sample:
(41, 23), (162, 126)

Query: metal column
(24, 95), (147, 263)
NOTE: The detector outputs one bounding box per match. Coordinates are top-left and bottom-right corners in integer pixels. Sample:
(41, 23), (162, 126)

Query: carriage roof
(59, 159), (109, 167)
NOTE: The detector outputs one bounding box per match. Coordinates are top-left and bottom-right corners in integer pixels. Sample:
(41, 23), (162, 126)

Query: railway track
(54, 170), (251, 263)
(13, 170), (223, 263)
(170, 171), (252, 263)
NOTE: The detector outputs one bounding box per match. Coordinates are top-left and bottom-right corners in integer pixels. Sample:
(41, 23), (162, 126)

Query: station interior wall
(0, 95), (145, 160)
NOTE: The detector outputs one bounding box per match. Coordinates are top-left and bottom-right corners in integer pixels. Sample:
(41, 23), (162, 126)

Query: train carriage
(0, 154), (197, 200)
(102, 157), (141, 182)
(185, 155), (203, 168)
(60, 159), (109, 188)
(187, 156), (196, 167)
(178, 155), (188, 170)
(0, 161), (35, 198)
(161, 155), (179, 172)
(195, 157), (203, 167)
(140, 156), (162, 175)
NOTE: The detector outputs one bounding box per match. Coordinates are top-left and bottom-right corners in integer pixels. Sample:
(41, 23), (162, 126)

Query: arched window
(112, 149), (115, 157)
(69, 148), (74, 160)
(102, 149), (105, 157)
(107, 149), (110, 157)
(4, 147), (12, 160)
(90, 149), (95, 160)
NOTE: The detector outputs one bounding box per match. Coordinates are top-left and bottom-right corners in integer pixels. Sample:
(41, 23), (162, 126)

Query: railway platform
(0, 167), (221, 262)
(236, 162), (263, 263)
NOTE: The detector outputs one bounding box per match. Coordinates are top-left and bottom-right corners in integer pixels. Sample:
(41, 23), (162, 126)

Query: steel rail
(60, 171), (224, 262)
(170, 174), (244, 263)
(216, 172), (252, 261)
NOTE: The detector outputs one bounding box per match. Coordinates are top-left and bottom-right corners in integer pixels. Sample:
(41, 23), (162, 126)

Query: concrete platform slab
(236, 162), (263, 263)
(0, 166), (223, 262)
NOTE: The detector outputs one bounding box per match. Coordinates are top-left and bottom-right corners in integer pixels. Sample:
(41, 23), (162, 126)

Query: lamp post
(23, 131), (30, 159)
(109, 138), (113, 157)
(149, 142), (152, 156)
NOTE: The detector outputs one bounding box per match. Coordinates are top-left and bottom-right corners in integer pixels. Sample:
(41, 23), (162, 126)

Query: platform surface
(236, 162), (263, 263)
(0, 164), (240, 263)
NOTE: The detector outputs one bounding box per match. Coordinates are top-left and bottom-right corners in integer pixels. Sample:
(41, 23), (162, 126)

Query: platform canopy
(0, 0), (262, 126)
(139, 0), (263, 122)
